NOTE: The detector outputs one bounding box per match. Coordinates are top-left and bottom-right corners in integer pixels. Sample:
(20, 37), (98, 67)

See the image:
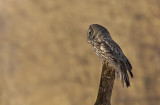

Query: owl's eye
(88, 31), (92, 35)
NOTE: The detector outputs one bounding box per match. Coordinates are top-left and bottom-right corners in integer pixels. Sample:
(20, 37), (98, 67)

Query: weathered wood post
(94, 62), (115, 105)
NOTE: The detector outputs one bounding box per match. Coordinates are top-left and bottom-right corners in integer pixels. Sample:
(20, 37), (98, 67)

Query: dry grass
(0, 0), (160, 105)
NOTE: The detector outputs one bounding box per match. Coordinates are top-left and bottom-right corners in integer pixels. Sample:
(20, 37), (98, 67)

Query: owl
(87, 24), (133, 87)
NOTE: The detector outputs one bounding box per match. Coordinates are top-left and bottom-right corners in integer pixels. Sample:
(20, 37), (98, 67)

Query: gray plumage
(87, 24), (133, 87)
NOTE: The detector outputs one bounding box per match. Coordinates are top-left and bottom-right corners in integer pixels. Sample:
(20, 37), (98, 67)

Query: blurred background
(1, 0), (160, 105)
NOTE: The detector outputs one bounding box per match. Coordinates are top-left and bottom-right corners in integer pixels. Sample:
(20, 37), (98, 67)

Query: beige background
(1, 0), (160, 105)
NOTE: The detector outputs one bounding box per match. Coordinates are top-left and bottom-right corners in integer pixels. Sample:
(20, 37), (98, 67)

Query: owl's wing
(100, 38), (133, 87)
(100, 38), (124, 61)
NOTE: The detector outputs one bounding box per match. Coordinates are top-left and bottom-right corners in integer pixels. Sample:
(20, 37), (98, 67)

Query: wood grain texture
(95, 62), (115, 105)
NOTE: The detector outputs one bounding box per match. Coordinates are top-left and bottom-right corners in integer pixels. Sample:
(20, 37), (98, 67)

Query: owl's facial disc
(87, 27), (95, 44)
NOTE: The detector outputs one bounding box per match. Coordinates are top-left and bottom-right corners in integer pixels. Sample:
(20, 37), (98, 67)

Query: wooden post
(94, 62), (115, 105)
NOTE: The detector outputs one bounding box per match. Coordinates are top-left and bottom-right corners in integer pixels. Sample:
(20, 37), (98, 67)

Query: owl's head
(87, 24), (111, 44)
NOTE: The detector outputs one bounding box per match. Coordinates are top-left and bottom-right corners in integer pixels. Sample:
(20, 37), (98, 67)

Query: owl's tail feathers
(123, 69), (130, 87)
(125, 59), (133, 78)
(120, 63), (130, 87)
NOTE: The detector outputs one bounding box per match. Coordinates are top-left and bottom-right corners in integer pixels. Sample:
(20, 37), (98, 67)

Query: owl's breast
(93, 45), (106, 60)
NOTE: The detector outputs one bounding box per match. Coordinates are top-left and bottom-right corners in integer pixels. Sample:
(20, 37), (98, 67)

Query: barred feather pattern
(87, 24), (133, 87)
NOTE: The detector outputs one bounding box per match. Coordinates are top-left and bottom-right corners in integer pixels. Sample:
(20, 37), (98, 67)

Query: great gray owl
(87, 24), (133, 87)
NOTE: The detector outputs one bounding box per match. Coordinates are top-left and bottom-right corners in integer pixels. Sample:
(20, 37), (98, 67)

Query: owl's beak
(87, 35), (91, 43)
(87, 36), (91, 43)
(88, 40), (94, 46)
(87, 34), (92, 42)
